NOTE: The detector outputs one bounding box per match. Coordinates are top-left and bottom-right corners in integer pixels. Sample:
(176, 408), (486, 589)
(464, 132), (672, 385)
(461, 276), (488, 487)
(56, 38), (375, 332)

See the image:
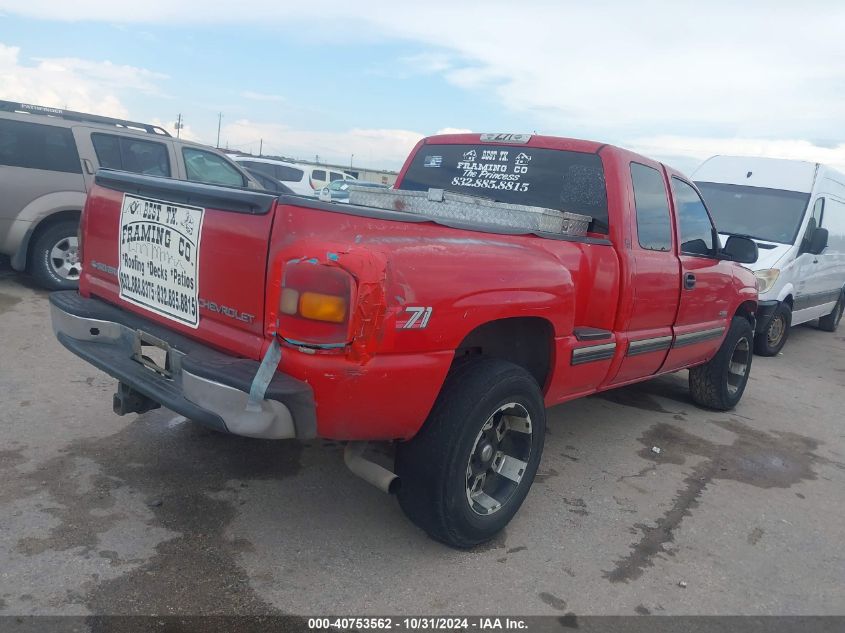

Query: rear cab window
(399, 143), (609, 232)
(0, 118), (81, 173)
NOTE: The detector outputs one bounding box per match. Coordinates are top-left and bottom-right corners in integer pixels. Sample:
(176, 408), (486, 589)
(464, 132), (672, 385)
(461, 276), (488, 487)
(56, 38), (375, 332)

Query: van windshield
(399, 144), (609, 232)
(695, 181), (810, 244)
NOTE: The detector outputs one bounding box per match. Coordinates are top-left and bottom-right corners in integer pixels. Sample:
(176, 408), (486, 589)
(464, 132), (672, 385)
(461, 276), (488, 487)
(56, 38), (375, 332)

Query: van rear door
(79, 170), (279, 360)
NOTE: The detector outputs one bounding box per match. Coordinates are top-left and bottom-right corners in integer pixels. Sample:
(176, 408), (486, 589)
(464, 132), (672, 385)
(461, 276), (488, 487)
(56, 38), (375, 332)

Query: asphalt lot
(1, 261), (844, 618)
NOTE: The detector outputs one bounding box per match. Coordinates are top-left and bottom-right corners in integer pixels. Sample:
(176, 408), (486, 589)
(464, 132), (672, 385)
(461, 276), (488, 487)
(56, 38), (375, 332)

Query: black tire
(690, 317), (754, 411)
(818, 290), (844, 332)
(29, 219), (81, 290)
(753, 302), (791, 356)
(395, 357), (546, 549)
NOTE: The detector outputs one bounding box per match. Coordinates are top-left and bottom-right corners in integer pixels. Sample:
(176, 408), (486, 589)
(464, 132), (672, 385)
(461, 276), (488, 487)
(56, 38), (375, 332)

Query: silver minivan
(0, 101), (259, 289)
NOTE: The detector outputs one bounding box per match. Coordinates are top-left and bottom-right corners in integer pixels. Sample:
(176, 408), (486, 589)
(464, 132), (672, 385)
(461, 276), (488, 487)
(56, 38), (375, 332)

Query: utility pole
(216, 112), (223, 148)
(351, 153), (354, 169)
(259, 139), (263, 157)
(174, 113), (183, 139)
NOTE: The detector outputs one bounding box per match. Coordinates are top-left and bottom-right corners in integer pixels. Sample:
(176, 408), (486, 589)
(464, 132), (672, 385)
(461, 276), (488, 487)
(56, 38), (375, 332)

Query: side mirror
(809, 227), (829, 255)
(722, 235), (758, 264)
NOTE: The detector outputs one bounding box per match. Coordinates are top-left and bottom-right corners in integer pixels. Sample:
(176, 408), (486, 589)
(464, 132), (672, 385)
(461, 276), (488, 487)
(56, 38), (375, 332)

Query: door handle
(82, 159), (95, 175)
(684, 273), (696, 290)
(813, 258), (819, 263)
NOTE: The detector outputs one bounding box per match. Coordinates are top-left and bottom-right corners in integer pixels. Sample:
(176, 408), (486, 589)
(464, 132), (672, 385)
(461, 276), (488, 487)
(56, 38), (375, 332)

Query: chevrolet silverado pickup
(51, 133), (759, 548)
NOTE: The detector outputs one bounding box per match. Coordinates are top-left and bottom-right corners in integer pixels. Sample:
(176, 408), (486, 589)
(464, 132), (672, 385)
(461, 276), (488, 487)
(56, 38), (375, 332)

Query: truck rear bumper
(50, 291), (316, 440)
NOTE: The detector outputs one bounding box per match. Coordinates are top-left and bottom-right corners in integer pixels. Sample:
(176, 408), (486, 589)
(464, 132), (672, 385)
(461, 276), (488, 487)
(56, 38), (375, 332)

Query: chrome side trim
(571, 342), (616, 365)
(673, 327), (725, 349)
(627, 335), (673, 357)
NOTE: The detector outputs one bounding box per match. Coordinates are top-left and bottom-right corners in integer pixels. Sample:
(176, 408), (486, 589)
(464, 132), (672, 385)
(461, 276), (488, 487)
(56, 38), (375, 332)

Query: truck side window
(631, 162), (672, 251)
(182, 147), (246, 187)
(672, 177), (715, 256)
(312, 169), (327, 182)
(92, 133), (171, 177)
(0, 119), (81, 174)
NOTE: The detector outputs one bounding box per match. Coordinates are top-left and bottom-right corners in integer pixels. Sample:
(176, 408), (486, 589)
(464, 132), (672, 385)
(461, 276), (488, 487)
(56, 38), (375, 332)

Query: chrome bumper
(50, 292), (315, 440)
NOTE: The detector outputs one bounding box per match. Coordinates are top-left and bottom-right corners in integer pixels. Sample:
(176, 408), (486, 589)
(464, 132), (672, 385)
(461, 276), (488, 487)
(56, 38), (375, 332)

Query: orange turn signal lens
(298, 292), (347, 323)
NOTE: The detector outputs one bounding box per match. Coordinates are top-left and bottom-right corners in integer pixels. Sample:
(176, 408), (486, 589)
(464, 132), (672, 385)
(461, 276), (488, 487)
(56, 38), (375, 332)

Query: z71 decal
(397, 306), (433, 329)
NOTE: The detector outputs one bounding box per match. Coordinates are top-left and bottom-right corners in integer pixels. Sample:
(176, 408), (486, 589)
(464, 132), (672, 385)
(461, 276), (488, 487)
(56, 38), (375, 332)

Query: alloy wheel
(465, 403), (533, 516)
(49, 236), (81, 281)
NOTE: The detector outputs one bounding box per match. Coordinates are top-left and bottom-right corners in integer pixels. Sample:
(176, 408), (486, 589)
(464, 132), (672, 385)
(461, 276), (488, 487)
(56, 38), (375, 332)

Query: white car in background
(230, 155), (355, 196)
(693, 155), (845, 356)
(317, 179), (389, 203)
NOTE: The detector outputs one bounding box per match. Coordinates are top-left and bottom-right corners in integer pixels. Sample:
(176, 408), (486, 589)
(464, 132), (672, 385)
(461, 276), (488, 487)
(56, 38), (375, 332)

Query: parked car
(317, 179), (389, 203)
(693, 156), (845, 355)
(241, 167), (295, 195)
(230, 155), (355, 196)
(0, 101), (261, 291)
(51, 132), (758, 548)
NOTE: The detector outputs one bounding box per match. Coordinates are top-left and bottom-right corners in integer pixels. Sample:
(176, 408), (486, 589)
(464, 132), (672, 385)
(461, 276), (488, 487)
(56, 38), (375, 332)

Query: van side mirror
(722, 235), (758, 264)
(809, 227), (829, 255)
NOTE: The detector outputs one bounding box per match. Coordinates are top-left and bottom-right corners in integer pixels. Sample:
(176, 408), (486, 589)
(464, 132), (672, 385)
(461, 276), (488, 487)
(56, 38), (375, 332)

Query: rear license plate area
(132, 330), (172, 378)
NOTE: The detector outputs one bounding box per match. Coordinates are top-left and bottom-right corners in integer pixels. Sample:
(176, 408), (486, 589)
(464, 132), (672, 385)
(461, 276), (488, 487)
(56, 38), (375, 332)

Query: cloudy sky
(2, 1), (845, 172)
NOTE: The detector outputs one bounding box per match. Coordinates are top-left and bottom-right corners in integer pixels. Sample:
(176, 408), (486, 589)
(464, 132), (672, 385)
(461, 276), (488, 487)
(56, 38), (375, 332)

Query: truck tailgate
(79, 170), (279, 360)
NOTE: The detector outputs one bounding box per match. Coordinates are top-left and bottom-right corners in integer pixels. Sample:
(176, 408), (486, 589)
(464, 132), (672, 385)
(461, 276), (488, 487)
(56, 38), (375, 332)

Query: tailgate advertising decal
(118, 194), (204, 328)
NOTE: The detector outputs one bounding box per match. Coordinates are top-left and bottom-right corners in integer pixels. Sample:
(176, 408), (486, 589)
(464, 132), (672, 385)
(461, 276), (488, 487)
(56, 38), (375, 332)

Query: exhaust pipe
(344, 442), (400, 494)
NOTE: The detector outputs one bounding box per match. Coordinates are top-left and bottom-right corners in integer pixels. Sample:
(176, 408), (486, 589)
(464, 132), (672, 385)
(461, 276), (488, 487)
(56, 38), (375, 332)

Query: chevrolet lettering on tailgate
(118, 194), (204, 328)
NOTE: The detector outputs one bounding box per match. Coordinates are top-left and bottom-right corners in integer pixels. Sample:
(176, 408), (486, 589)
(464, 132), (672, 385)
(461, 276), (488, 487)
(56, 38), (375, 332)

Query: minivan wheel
(818, 290), (845, 332)
(395, 357), (545, 549)
(690, 317), (754, 411)
(29, 220), (81, 290)
(753, 302), (791, 356)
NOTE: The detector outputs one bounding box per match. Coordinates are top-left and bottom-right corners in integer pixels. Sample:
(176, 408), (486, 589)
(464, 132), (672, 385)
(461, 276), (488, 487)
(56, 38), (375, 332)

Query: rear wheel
(690, 317), (754, 411)
(753, 302), (791, 356)
(395, 358), (545, 549)
(818, 290), (844, 332)
(29, 219), (81, 290)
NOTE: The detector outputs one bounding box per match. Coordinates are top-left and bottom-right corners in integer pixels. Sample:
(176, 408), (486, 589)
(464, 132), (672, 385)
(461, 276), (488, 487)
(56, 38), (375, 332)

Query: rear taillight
(278, 260), (354, 348)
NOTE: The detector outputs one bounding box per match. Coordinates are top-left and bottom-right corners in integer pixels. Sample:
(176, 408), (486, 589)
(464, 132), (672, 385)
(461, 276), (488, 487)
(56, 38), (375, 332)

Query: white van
(693, 156), (845, 355)
(230, 155), (355, 196)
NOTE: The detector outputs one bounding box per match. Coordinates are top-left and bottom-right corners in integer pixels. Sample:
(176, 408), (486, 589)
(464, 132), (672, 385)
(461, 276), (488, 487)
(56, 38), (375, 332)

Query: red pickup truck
(51, 133), (759, 548)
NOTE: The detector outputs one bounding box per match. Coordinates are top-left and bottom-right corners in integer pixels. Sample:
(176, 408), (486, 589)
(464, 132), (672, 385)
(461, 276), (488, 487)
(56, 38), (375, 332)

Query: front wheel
(395, 358), (546, 549)
(753, 302), (791, 356)
(818, 290), (844, 332)
(689, 317), (754, 411)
